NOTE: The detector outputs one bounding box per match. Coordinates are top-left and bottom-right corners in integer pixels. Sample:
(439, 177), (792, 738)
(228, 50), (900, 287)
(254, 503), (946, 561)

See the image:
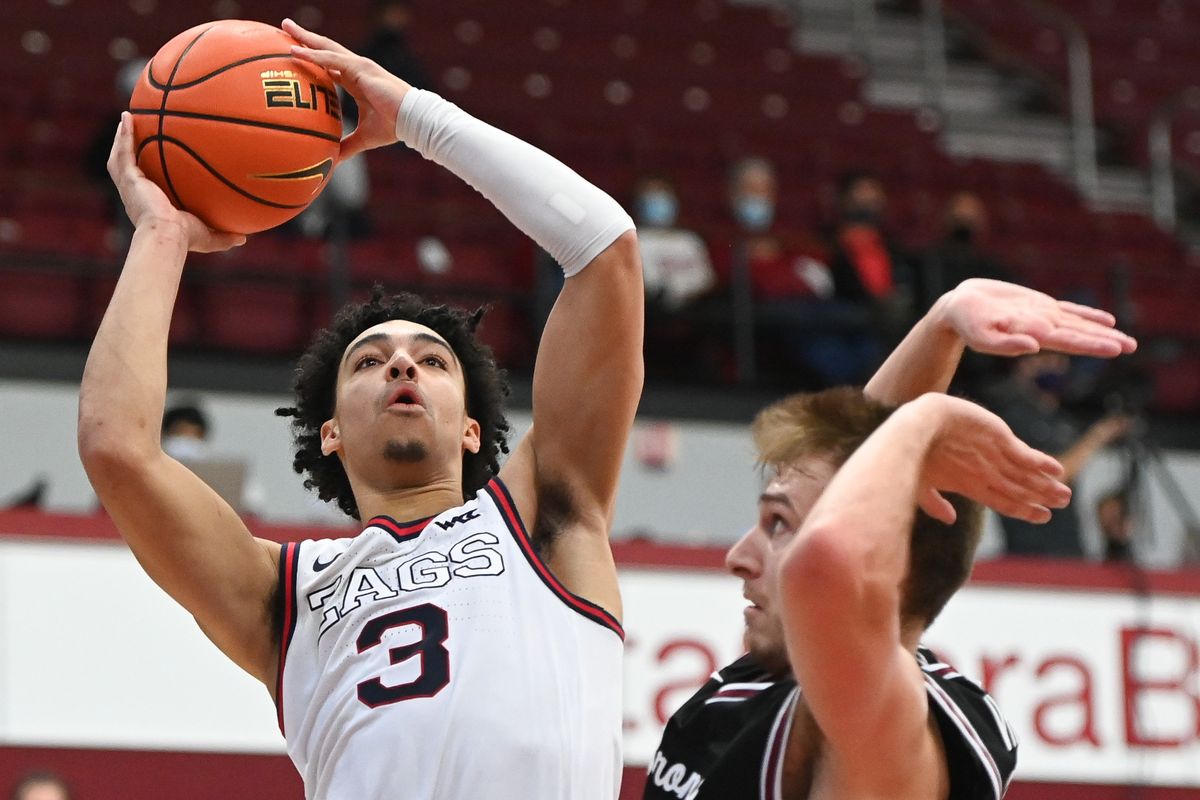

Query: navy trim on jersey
(484, 477), (625, 640)
(367, 514), (434, 543)
(274, 541), (301, 735)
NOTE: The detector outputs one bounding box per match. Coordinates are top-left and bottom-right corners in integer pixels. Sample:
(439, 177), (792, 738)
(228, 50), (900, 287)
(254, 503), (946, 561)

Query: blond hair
(753, 387), (984, 628)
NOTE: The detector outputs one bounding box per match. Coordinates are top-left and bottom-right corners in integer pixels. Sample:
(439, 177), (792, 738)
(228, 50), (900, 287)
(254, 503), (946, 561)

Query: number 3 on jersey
(356, 603), (450, 707)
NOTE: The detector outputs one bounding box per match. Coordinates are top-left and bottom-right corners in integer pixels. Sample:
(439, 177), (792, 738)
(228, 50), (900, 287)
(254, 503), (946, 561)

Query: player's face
(321, 319), (481, 489)
(725, 458), (836, 675)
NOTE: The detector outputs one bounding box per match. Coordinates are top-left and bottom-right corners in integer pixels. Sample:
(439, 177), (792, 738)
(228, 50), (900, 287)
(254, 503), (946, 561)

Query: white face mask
(162, 436), (209, 461)
(733, 195), (774, 232)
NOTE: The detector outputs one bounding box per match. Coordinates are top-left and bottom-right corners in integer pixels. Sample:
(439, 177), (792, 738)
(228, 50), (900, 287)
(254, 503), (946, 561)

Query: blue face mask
(1033, 369), (1069, 395)
(637, 191), (679, 228)
(734, 196), (774, 232)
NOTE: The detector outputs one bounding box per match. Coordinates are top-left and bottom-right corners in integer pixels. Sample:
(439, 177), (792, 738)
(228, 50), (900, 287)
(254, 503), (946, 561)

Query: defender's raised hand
(906, 393), (1072, 525)
(282, 18), (410, 162)
(940, 278), (1137, 358)
(865, 277), (1136, 404)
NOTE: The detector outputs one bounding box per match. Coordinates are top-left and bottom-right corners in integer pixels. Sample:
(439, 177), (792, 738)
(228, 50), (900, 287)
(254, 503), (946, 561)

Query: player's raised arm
(774, 393), (1068, 793)
(77, 114), (281, 686)
(393, 86), (642, 614)
(286, 20), (642, 615)
(865, 278), (1137, 404)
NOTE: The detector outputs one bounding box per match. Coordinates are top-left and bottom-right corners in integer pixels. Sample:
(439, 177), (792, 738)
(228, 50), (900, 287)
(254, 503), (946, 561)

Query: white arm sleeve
(395, 89), (635, 277)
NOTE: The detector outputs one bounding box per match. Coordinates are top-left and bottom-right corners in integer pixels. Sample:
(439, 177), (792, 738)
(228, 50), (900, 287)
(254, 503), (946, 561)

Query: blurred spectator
(161, 402), (210, 462)
(985, 353), (1132, 557)
(826, 170), (914, 321)
(162, 401), (266, 517)
(9, 771), (72, 800)
(918, 191), (1014, 313)
(534, 175), (699, 354)
(338, 0), (433, 167)
(923, 192), (1018, 395)
(716, 158), (881, 387)
(1097, 489), (1135, 563)
(630, 175), (717, 381)
(633, 175), (715, 312)
(725, 158), (833, 302)
(290, 89), (372, 241)
(85, 58), (149, 231)
(361, 0), (434, 90)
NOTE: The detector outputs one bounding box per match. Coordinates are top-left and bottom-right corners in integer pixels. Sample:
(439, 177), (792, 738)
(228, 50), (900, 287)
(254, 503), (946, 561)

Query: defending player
(644, 280), (1136, 800)
(79, 19), (640, 800)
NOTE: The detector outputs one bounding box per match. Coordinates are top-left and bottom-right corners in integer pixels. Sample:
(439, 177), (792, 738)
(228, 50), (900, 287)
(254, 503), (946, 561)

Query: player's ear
(320, 418), (342, 456)
(462, 416), (481, 455)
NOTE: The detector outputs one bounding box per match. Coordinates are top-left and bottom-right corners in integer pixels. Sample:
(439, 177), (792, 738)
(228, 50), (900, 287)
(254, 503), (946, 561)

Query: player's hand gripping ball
(129, 19), (343, 234)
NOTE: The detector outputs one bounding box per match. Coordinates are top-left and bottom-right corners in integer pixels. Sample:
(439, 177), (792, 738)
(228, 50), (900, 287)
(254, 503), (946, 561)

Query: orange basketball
(129, 20), (343, 235)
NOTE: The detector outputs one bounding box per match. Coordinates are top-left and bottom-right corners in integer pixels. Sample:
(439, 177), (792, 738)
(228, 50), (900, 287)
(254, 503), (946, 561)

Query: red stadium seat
(0, 271), (87, 340)
(197, 283), (310, 355)
(2, 0), (1195, 410)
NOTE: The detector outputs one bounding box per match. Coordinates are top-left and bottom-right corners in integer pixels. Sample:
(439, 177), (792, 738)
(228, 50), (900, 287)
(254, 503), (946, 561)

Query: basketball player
(644, 280), (1136, 800)
(645, 389), (1057, 800)
(80, 20), (641, 800)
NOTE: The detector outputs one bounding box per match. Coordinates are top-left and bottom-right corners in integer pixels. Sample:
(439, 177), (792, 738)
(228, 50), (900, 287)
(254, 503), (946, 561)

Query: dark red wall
(3, 748), (1197, 800)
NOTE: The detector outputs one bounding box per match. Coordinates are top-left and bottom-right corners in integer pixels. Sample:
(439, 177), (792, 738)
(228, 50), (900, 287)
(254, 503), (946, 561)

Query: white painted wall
(1, 379), (1195, 564)
(2, 535), (1199, 785)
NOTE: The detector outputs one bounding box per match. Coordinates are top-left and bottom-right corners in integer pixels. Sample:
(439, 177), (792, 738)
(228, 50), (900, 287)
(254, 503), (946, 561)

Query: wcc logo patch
(436, 508), (480, 531)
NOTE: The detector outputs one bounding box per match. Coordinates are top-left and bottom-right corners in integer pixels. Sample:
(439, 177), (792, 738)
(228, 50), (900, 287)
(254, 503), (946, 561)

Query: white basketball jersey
(275, 478), (624, 800)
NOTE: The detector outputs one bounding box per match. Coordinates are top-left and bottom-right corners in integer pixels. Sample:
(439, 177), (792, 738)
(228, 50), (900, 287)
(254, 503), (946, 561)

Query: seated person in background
(716, 157), (879, 388)
(633, 174), (721, 381)
(85, 57), (150, 234)
(361, 0), (433, 92)
(717, 157), (833, 303)
(160, 402), (211, 462)
(919, 191), (1014, 313)
(826, 169), (914, 327)
(290, 87), (372, 240)
(161, 400), (265, 517)
(920, 191), (1017, 395)
(348, 0), (434, 163)
(633, 175), (715, 313)
(984, 352), (1132, 557)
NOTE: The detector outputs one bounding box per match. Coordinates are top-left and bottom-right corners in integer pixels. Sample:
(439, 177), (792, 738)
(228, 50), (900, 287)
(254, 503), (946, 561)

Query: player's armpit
(498, 435), (624, 622)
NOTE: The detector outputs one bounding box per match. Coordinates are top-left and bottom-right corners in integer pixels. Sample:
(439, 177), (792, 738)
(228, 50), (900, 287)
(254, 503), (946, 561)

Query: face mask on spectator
(163, 436), (209, 461)
(637, 191), (678, 228)
(842, 207), (881, 227)
(949, 223), (976, 244)
(734, 196), (774, 232)
(1033, 368), (1069, 395)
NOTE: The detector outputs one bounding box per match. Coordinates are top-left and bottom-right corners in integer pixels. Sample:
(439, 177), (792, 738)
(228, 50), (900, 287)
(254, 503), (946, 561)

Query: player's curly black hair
(276, 288), (511, 520)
